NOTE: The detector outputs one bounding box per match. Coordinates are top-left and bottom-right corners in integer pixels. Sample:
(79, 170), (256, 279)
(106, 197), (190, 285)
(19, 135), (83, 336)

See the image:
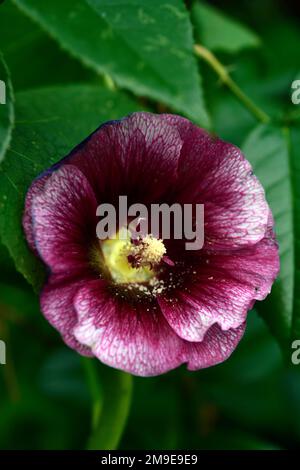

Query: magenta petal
(206, 218), (279, 302)
(67, 112), (184, 204)
(32, 164), (97, 274)
(73, 280), (186, 377)
(175, 126), (270, 249)
(159, 113), (196, 139)
(159, 217), (279, 342)
(23, 174), (50, 255)
(185, 322), (246, 370)
(41, 274), (94, 357)
(72, 279), (245, 373)
(158, 281), (253, 343)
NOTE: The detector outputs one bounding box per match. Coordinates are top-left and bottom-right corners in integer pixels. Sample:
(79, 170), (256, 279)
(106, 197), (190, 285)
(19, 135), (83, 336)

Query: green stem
(194, 44), (270, 124)
(103, 73), (117, 91)
(284, 107), (300, 124)
(82, 358), (133, 450)
(81, 357), (103, 432)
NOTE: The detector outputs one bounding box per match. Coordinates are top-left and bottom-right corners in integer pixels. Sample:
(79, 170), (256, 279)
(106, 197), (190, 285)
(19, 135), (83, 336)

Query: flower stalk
(82, 357), (103, 433)
(194, 44), (271, 124)
(82, 358), (133, 450)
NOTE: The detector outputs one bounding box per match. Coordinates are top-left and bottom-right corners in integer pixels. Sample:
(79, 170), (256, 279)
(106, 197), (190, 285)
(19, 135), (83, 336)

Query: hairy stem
(194, 44), (271, 124)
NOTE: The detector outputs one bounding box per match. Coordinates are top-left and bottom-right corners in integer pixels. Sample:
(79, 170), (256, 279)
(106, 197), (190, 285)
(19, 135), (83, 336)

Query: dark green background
(0, 0), (300, 450)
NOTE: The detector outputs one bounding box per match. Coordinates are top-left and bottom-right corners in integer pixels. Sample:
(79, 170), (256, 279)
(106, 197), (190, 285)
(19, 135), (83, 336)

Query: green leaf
(123, 375), (181, 449)
(83, 359), (133, 450)
(12, 0), (209, 126)
(0, 53), (14, 163)
(196, 313), (289, 438)
(242, 124), (299, 350)
(0, 1), (94, 91)
(198, 428), (281, 450)
(39, 349), (90, 405)
(290, 125), (300, 341)
(192, 2), (260, 53)
(0, 84), (143, 290)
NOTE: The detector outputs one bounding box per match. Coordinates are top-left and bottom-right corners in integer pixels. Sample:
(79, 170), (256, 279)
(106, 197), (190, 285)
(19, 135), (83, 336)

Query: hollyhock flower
(23, 112), (279, 376)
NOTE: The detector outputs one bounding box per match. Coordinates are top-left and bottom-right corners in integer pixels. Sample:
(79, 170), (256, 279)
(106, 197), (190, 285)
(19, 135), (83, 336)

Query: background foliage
(0, 0), (300, 450)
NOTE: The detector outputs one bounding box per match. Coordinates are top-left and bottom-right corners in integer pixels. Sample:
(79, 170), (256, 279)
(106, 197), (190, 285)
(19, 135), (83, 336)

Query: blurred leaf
(0, 84), (142, 290)
(0, 282), (39, 319)
(13, 0), (209, 126)
(84, 360), (133, 450)
(0, 241), (17, 280)
(192, 2), (260, 53)
(198, 427), (281, 450)
(203, 55), (292, 145)
(0, 1), (93, 91)
(290, 125), (300, 340)
(263, 20), (300, 76)
(190, 312), (289, 438)
(284, 367), (300, 441)
(39, 349), (89, 405)
(0, 53), (14, 163)
(211, 311), (282, 384)
(0, 399), (70, 449)
(121, 375), (181, 449)
(242, 124), (300, 349)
